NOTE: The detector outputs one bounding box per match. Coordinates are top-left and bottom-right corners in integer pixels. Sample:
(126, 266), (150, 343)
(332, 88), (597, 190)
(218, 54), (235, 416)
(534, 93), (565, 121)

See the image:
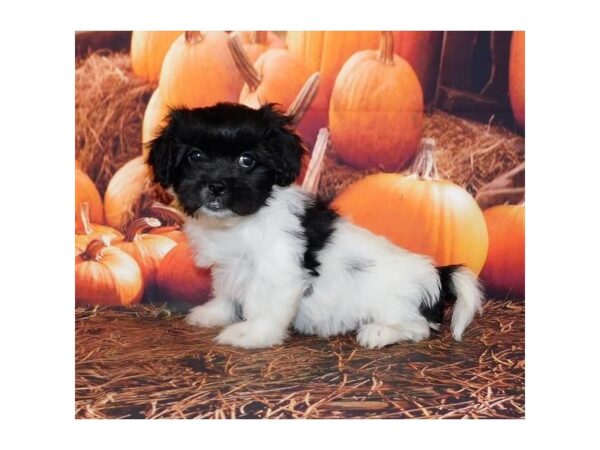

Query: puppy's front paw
(357, 323), (401, 349)
(185, 301), (234, 328)
(215, 322), (286, 349)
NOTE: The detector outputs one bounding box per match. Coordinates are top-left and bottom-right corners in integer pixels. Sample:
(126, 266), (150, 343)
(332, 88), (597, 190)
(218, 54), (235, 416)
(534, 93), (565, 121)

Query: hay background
(76, 300), (524, 419)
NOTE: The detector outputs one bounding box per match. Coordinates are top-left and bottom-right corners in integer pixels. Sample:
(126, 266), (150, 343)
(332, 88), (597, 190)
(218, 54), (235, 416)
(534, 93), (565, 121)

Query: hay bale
(76, 52), (154, 195)
(318, 110), (525, 201)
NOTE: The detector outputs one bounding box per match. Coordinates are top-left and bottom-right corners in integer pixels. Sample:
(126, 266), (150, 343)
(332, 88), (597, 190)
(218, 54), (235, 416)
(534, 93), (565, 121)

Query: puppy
(147, 103), (483, 349)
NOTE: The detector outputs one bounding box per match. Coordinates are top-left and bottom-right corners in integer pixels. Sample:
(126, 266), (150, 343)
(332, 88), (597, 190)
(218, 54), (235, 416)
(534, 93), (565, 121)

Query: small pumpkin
(159, 31), (243, 108)
(130, 31), (183, 83)
(148, 202), (186, 243)
(509, 31), (525, 130)
(229, 35), (312, 112)
(329, 31), (424, 171)
(142, 88), (170, 153)
(157, 239), (212, 306)
(333, 139), (489, 275)
(75, 202), (123, 250)
(104, 156), (171, 232)
(113, 217), (177, 299)
(75, 238), (144, 306)
(229, 31), (286, 63)
(76, 167), (103, 224)
(480, 204), (525, 298)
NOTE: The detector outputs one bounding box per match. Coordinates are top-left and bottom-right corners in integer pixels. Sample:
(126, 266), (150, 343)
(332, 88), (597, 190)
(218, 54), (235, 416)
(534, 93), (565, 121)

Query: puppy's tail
(437, 265), (484, 341)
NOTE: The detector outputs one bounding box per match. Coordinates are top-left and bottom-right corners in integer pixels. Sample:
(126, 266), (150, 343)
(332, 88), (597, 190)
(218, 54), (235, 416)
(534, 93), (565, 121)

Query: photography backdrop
(75, 31), (524, 419)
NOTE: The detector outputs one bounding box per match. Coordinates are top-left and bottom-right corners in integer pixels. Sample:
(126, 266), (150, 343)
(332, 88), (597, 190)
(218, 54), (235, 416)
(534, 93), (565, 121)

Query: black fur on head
(146, 102), (305, 217)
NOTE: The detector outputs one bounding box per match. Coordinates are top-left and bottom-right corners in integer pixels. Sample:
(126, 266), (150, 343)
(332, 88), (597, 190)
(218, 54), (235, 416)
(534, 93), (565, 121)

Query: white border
(3, 0), (600, 448)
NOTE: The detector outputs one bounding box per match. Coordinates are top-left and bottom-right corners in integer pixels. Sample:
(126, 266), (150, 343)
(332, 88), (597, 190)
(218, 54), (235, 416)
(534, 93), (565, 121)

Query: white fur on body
(184, 186), (483, 349)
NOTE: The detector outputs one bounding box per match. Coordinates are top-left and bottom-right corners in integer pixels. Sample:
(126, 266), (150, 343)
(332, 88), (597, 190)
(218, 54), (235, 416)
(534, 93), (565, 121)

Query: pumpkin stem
(228, 35), (261, 91)
(251, 31), (268, 45)
(124, 217), (161, 242)
(82, 237), (110, 261)
(287, 72), (320, 126)
(150, 202), (185, 227)
(78, 202), (93, 236)
(185, 31), (205, 45)
(377, 31), (395, 66)
(302, 128), (329, 194)
(410, 138), (440, 180)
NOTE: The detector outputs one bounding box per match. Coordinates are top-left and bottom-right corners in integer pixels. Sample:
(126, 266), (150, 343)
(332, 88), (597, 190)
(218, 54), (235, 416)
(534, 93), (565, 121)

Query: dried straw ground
(75, 300), (524, 419)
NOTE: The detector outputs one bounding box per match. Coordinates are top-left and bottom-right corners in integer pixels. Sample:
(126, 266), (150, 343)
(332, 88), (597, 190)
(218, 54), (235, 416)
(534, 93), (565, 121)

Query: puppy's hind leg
(356, 318), (430, 349)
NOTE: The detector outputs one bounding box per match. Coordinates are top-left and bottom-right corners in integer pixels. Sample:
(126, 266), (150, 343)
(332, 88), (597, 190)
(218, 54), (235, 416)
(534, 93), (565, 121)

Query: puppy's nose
(208, 182), (226, 196)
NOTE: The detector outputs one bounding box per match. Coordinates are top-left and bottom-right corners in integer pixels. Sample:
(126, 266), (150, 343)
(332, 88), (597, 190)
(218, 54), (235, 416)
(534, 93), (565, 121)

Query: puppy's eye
(187, 150), (204, 163)
(238, 154), (256, 169)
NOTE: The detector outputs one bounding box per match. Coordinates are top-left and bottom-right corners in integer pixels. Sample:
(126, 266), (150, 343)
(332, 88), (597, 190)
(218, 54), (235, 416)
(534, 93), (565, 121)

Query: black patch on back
(296, 198), (339, 276)
(419, 265), (462, 326)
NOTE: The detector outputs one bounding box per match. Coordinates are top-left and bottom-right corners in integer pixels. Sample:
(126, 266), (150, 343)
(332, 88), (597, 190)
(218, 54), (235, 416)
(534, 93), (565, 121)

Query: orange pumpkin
(75, 238), (144, 306)
(75, 202), (123, 250)
(157, 239), (212, 306)
(142, 88), (171, 153)
(130, 31), (183, 83)
(229, 35), (312, 112)
(113, 218), (177, 299)
(509, 31), (525, 130)
(286, 31), (378, 143)
(75, 167), (103, 224)
(286, 31), (440, 133)
(329, 32), (423, 171)
(104, 156), (155, 232)
(148, 202), (186, 243)
(480, 204), (525, 298)
(159, 31), (243, 108)
(333, 139), (489, 275)
(229, 31), (286, 63)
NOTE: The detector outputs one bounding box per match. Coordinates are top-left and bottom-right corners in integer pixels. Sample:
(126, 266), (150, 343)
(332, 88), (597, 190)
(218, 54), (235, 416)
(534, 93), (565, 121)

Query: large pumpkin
(286, 31), (441, 133)
(130, 31), (183, 84)
(75, 167), (103, 224)
(333, 139), (489, 275)
(509, 31), (525, 130)
(329, 31), (423, 171)
(75, 238), (144, 306)
(159, 31), (243, 108)
(156, 239), (212, 306)
(480, 204), (525, 298)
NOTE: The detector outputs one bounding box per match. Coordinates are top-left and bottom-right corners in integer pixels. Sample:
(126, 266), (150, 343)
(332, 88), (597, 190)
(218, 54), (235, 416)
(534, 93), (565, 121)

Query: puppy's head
(146, 103), (304, 219)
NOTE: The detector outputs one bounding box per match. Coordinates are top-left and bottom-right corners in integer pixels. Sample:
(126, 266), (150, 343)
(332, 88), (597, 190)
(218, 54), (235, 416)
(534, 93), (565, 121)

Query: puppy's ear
(260, 103), (305, 186)
(145, 111), (178, 188)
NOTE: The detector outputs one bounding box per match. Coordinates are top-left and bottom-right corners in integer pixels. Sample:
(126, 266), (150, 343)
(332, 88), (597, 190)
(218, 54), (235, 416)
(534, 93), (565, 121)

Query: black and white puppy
(147, 103), (483, 349)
